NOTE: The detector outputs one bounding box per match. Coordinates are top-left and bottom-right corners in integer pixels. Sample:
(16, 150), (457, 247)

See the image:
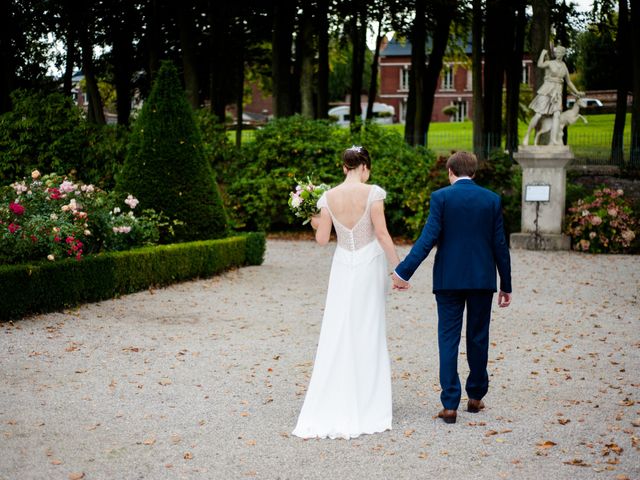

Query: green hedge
(0, 233), (265, 320)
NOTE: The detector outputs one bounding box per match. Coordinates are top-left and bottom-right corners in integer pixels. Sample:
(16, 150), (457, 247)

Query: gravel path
(1, 239), (639, 480)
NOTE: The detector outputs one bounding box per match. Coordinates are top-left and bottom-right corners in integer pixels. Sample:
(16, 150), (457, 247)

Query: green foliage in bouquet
(565, 186), (638, 253)
(116, 61), (227, 242)
(0, 89), (127, 188)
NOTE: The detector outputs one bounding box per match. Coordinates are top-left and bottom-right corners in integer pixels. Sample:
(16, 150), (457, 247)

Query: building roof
(380, 35), (473, 58)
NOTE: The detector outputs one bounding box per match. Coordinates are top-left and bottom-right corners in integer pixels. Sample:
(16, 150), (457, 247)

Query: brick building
(378, 37), (535, 123)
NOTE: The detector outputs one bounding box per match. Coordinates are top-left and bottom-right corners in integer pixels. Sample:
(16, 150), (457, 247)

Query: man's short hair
(446, 151), (478, 178)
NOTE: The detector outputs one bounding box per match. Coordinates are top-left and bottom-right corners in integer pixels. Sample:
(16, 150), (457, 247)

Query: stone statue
(522, 45), (585, 146)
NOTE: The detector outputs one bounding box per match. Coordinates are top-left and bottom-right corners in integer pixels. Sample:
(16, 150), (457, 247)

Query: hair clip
(348, 145), (363, 153)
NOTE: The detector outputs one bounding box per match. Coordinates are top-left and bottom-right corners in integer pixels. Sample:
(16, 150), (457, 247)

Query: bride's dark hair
(342, 145), (371, 170)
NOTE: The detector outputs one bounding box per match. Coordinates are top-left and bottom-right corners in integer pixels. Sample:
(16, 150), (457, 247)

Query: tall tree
(316, 0), (330, 119)
(78, 1), (106, 125)
(110, 0), (136, 125)
(483, 0), (513, 154)
(365, 15), (384, 122)
(176, 0), (200, 109)
(348, 0), (368, 130)
(530, 0), (552, 92)
(471, 0), (484, 159)
(271, 0), (296, 118)
(404, 0), (426, 145)
(421, 0), (457, 148)
(611, 0), (630, 165)
(299, 5), (315, 118)
(505, 0), (526, 156)
(0, 0), (14, 113)
(631, 0), (640, 166)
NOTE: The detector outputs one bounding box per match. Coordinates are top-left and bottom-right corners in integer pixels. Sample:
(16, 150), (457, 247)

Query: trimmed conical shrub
(116, 61), (227, 242)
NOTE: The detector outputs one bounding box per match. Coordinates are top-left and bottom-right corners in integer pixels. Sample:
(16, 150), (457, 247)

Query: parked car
(567, 97), (603, 108)
(328, 103), (395, 125)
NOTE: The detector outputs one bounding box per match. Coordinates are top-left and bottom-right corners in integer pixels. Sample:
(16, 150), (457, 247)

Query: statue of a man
(522, 45), (584, 146)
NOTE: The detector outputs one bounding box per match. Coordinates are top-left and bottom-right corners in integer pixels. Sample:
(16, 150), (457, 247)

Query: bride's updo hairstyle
(342, 145), (371, 171)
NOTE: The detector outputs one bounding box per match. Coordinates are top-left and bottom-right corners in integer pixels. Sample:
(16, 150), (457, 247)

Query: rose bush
(0, 171), (173, 264)
(564, 186), (638, 254)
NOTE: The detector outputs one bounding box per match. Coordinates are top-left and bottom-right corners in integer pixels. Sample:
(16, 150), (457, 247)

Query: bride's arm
(371, 200), (400, 268)
(310, 208), (332, 245)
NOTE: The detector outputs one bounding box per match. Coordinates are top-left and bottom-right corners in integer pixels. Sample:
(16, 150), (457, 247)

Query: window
(442, 65), (454, 90)
(451, 100), (468, 122)
(521, 62), (530, 85)
(466, 68), (472, 90)
(400, 67), (410, 91)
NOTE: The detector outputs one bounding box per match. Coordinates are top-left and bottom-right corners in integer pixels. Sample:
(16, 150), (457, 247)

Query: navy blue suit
(395, 178), (511, 410)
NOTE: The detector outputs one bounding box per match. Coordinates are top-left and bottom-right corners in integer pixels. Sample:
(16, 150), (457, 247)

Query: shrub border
(0, 232), (265, 321)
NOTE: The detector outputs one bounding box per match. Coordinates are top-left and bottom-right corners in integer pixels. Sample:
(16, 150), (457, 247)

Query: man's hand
(391, 272), (410, 291)
(498, 291), (511, 308)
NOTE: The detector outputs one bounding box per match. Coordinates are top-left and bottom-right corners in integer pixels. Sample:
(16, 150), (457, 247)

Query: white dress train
(292, 185), (392, 439)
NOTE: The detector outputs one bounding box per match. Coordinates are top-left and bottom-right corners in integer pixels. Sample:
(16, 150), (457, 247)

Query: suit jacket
(395, 179), (512, 293)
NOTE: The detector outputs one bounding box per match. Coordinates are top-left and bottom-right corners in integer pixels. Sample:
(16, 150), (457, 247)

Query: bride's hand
(310, 215), (320, 230)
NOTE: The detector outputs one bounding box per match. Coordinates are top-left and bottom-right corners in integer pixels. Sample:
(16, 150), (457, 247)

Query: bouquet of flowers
(288, 177), (330, 225)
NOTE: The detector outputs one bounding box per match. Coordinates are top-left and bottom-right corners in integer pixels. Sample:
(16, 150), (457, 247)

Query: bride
(292, 145), (403, 440)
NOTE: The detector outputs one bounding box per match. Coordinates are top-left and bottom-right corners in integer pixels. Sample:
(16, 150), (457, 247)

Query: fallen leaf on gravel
(404, 429), (415, 437)
(165, 464), (173, 468)
(558, 418), (571, 425)
(537, 440), (557, 449)
(240, 412), (250, 417)
(159, 378), (172, 386)
(171, 434), (182, 444)
(615, 475), (630, 480)
(485, 430), (498, 437)
(246, 440), (256, 446)
(143, 437), (156, 445)
(619, 398), (634, 406)
(69, 473), (84, 480)
(418, 452), (428, 459)
(632, 419), (640, 427)
(244, 471), (257, 477)
(562, 458), (590, 467)
(183, 452), (193, 460)
(602, 443), (623, 456)
(51, 459), (62, 465)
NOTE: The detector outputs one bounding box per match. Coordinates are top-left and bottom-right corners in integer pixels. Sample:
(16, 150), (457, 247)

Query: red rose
(9, 202), (25, 215)
(54, 236), (61, 243)
(8, 223), (20, 234)
(48, 188), (61, 200)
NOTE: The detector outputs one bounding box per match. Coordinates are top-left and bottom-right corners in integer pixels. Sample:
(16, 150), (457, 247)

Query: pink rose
(590, 216), (602, 226)
(607, 208), (617, 217)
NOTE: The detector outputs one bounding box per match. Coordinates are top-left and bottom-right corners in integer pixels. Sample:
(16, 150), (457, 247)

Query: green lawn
(232, 114), (633, 165)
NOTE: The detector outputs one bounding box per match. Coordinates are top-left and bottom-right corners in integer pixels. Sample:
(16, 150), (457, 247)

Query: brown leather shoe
(437, 409), (457, 424)
(467, 398), (485, 413)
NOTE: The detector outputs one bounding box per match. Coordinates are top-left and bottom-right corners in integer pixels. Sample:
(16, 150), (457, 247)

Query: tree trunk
(631, 0), (640, 166)
(472, 0), (484, 160)
(505, 1), (526, 157)
(483, 0), (511, 154)
(177, 1), (200, 109)
(422, 1), (456, 148)
(62, 13), (77, 98)
(530, 0), (551, 92)
(0, 0), (14, 113)
(208, 0), (228, 121)
(299, 6), (315, 118)
(404, 0), (426, 146)
(272, 0), (295, 118)
(316, 0), (329, 119)
(80, 28), (106, 125)
(235, 30), (245, 148)
(349, 1), (367, 130)
(112, 1), (135, 125)
(611, 0), (629, 165)
(148, 0), (161, 85)
(366, 18), (384, 121)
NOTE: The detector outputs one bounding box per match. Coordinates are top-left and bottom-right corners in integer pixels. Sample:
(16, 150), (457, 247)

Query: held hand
(390, 272), (410, 291)
(498, 291), (511, 308)
(309, 215), (320, 230)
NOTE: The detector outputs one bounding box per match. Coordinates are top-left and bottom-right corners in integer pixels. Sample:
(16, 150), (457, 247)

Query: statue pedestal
(510, 146), (572, 250)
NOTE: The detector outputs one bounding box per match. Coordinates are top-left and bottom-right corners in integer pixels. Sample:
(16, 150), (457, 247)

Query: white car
(567, 98), (603, 108)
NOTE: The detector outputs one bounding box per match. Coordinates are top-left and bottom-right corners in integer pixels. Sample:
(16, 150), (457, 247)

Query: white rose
(47, 254), (55, 261)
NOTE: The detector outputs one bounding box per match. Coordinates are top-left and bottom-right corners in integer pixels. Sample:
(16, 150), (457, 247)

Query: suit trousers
(435, 290), (494, 410)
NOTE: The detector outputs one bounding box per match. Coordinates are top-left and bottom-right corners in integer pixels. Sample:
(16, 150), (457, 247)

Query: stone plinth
(510, 146), (572, 250)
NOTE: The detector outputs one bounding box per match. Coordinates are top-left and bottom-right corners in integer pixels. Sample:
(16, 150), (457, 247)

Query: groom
(392, 151), (512, 424)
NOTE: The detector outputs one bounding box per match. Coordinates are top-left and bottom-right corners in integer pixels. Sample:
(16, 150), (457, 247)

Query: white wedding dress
(292, 185), (392, 439)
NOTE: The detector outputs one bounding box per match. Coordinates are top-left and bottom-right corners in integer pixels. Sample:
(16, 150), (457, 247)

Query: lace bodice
(317, 185), (386, 251)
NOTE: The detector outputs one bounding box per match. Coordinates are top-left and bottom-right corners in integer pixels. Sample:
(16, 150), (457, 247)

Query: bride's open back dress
(292, 185), (392, 439)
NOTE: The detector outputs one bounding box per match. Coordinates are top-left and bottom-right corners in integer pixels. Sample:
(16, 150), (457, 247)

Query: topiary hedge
(0, 233), (265, 320)
(116, 61), (227, 242)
